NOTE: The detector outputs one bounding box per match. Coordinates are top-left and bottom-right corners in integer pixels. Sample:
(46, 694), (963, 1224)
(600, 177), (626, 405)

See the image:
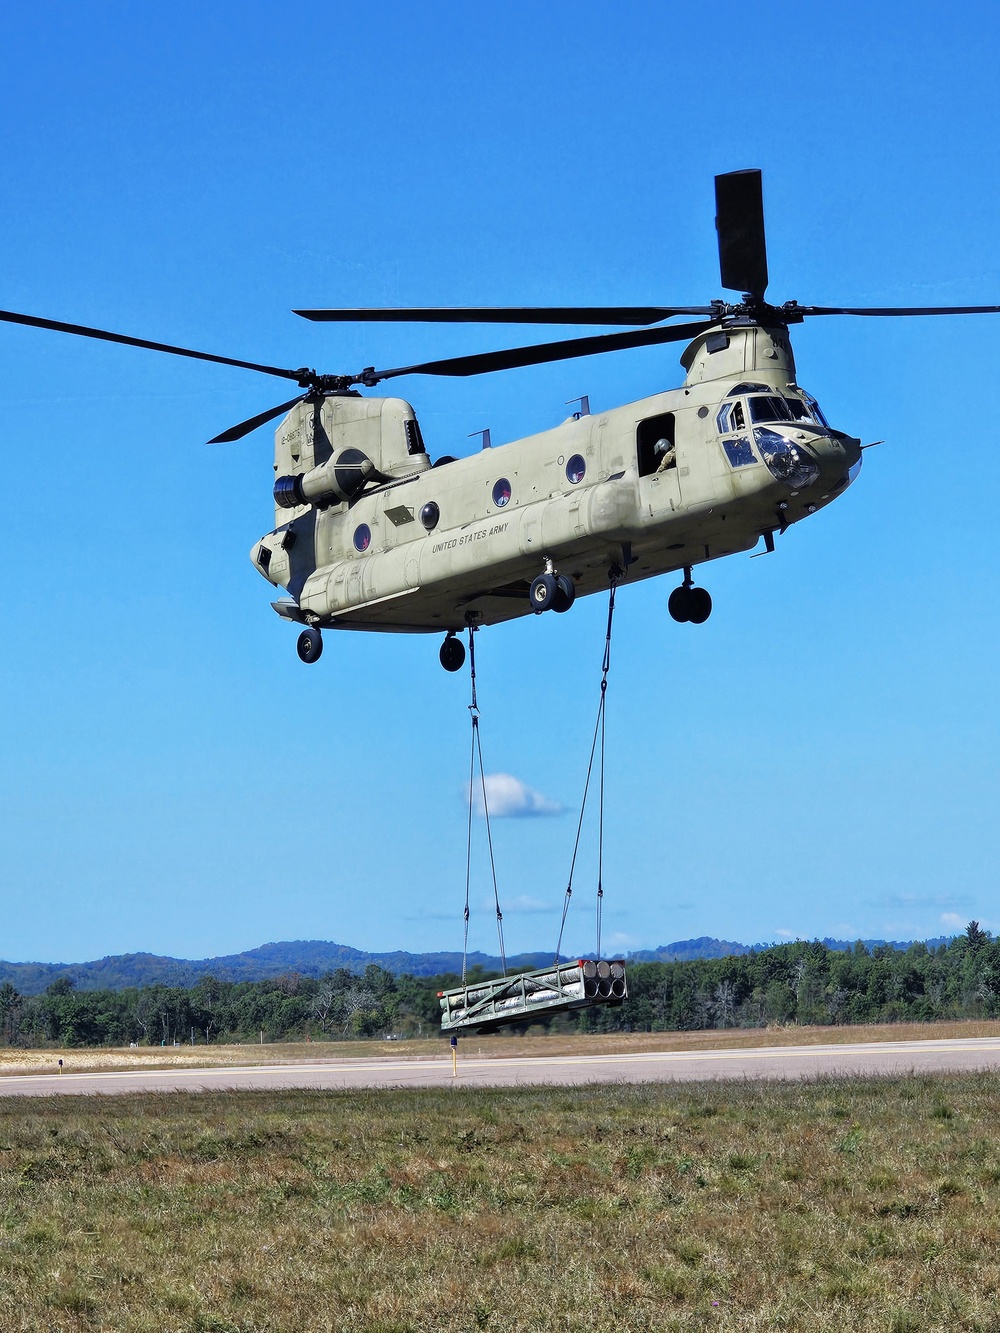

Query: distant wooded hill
(0, 935), (955, 997)
(628, 935), (951, 963)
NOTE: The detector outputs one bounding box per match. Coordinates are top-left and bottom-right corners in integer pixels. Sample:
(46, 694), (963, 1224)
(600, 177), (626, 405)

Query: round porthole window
(492, 478), (511, 508)
(420, 501), (440, 531)
(353, 524), (371, 552)
(566, 454), (586, 484)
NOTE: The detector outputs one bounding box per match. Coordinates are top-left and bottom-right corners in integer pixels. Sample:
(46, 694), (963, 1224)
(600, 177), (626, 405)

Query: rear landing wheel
(296, 627), (323, 663)
(439, 635), (466, 672)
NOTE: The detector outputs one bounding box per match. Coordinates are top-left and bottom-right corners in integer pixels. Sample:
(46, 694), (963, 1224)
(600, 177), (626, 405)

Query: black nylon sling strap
(554, 574), (618, 963)
(462, 627), (506, 983)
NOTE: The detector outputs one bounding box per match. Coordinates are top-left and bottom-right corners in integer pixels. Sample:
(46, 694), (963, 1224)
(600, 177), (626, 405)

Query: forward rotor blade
(796, 303), (1000, 317)
(0, 308), (302, 382)
(369, 319), (717, 382)
(715, 170), (768, 300)
(294, 306), (716, 326)
(208, 394), (307, 444)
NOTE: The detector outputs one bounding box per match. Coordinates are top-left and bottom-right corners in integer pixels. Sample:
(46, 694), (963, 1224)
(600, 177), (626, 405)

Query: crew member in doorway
(654, 437), (676, 472)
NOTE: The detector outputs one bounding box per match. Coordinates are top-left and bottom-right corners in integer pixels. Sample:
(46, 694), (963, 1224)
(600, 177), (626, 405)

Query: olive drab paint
(252, 323), (862, 636)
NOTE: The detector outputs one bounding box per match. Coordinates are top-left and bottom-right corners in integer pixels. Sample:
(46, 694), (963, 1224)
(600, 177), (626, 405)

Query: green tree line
(0, 925), (996, 1047)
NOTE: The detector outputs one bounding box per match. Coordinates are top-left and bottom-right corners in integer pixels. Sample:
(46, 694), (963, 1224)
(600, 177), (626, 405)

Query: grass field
(2, 1074), (1000, 1330)
(4, 1017), (1000, 1077)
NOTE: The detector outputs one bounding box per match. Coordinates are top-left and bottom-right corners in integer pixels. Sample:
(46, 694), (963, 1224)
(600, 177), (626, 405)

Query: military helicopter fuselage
(253, 322), (861, 651)
(10, 166), (981, 672)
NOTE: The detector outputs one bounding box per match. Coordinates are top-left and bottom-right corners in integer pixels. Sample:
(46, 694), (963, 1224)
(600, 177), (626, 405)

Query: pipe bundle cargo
(439, 958), (628, 1034)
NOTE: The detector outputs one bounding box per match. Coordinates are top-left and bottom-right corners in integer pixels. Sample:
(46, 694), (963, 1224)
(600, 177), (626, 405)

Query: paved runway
(3, 1036), (1000, 1097)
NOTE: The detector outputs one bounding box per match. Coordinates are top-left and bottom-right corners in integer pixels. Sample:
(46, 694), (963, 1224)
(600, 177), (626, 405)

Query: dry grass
(0, 1075), (999, 1329)
(4, 1017), (1000, 1078)
(0, 1045), (320, 1077)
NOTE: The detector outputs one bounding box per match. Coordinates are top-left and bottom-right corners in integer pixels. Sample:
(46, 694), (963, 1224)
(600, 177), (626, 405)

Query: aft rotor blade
(796, 303), (1000, 317)
(295, 306), (716, 326)
(0, 308), (303, 382)
(715, 170), (768, 300)
(208, 394), (308, 444)
(368, 319), (717, 382)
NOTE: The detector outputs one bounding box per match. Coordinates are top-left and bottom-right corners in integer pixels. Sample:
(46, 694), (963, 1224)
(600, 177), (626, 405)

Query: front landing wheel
(297, 627), (323, 663)
(669, 585), (712, 624)
(688, 587), (712, 624)
(530, 573), (558, 613)
(668, 586), (692, 623)
(439, 635), (467, 672)
(553, 574), (576, 613)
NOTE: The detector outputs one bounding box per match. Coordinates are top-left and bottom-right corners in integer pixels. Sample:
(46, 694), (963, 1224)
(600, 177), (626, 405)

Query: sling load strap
(555, 573), (619, 964)
(462, 627), (507, 983)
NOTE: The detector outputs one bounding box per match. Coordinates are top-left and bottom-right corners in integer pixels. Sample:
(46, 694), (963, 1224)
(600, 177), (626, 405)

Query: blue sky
(1, 1), (1000, 963)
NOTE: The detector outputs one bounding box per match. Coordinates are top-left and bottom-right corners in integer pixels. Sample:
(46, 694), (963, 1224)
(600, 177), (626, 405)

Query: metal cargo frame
(439, 958), (628, 1034)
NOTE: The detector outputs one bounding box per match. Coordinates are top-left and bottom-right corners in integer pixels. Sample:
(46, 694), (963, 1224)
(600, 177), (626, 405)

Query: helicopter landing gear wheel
(439, 634), (466, 673)
(687, 587), (712, 624)
(668, 586), (692, 623)
(552, 574), (576, 613)
(530, 573), (558, 613)
(669, 567), (712, 625)
(296, 627), (323, 663)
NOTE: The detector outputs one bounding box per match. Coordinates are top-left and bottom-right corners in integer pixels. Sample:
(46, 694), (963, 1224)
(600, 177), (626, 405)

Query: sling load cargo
(439, 959), (628, 1035)
(442, 582), (627, 1034)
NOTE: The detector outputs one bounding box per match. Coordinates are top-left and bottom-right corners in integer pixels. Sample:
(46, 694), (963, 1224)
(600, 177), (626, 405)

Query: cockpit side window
(784, 392), (831, 428)
(637, 412), (676, 478)
(805, 393), (830, 427)
(717, 396), (755, 468)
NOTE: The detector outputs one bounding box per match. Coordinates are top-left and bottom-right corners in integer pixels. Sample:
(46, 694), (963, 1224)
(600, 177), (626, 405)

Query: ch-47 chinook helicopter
(4, 169), (1000, 671)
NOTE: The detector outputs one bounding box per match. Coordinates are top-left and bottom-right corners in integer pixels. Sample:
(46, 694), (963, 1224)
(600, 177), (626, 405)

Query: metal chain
(555, 574), (618, 964)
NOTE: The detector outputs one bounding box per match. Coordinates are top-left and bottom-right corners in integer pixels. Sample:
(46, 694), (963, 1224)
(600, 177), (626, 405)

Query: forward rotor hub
(712, 298), (805, 327)
(294, 369), (360, 393)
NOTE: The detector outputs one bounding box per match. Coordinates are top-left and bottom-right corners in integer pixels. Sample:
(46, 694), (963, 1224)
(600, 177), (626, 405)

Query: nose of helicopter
(782, 428), (862, 518)
(801, 428), (862, 485)
(754, 423), (861, 499)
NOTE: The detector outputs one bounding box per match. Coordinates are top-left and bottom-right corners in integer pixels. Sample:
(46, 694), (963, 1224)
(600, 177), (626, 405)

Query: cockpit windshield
(748, 395), (793, 424)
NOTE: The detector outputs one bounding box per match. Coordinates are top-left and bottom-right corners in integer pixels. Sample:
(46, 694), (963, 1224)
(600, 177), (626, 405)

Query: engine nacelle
(273, 447), (384, 509)
(272, 395), (430, 526)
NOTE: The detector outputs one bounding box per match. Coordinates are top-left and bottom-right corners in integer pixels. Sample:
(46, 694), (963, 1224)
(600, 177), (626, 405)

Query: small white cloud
(471, 773), (563, 818)
(776, 928), (797, 940)
(940, 912), (965, 930)
(503, 894), (556, 915)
